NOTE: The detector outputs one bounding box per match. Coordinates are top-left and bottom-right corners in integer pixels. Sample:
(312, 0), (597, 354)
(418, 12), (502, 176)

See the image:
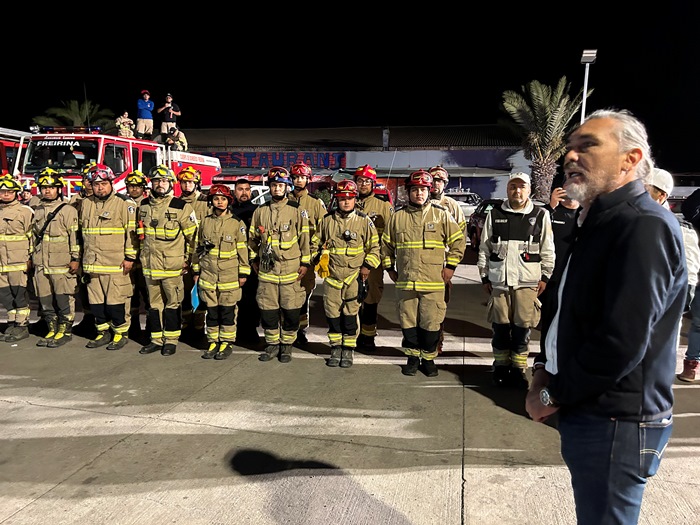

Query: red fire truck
(11, 126), (221, 197)
(0, 127), (31, 176)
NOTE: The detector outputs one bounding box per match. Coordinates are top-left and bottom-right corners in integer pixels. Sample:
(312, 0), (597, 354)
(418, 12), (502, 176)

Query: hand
(181, 261), (190, 275)
(297, 266), (308, 280)
(239, 277), (247, 288)
(68, 261), (80, 275)
(536, 280), (547, 296)
(442, 267), (455, 284)
(360, 267), (371, 280)
(252, 260), (260, 274)
(549, 187), (567, 208)
(26, 259), (33, 273)
(121, 260), (134, 275)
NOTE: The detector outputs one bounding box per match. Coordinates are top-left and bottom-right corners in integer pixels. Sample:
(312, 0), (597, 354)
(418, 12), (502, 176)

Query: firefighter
(353, 164), (394, 350)
(0, 175), (34, 342)
(124, 170), (151, 341)
(176, 165), (210, 339)
(312, 180), (380, 368)
(428, 165), (466, 354)
(248, 167), (310, 363)
(31, 168), (80, 347)
(80, 164), (139, 350)
(287, 161), (326, 345)
(196, 184), (250, 360)
(137, 164), (198, 356)
(382, 170), (466, 377)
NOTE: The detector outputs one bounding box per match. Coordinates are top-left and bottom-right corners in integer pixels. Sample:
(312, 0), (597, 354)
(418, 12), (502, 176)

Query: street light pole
(580, 49), (597, 124)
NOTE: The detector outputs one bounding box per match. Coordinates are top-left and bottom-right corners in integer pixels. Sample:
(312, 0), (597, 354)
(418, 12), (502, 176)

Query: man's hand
(360, 266), (371, 280)
(26, 260), (33, 273)
(525, 368), (559, 423)
(442, 267), (455, 284)
(297, 266), (308, 280)
(549, 187), (567, 208)
(68, 261), (80, 275)
(252, 260), (260, 274)
(121, 260), (134, 275)
(537, 280), (547, 296)
(181, 260), (189, 275)
(239, 276), (247, 288)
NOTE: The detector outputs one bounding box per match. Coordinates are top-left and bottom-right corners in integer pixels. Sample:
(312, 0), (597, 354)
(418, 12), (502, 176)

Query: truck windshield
(24, 139), (99, 176)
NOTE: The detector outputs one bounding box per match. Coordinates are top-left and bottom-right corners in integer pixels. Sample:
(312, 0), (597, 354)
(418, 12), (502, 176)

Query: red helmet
(405, 169), (433, 188)
(86, 163), (115, 182)
(208, 184), (233, 202)
(290, 162), (312, 177)
(354, 164), (377, 182)
(334, 179), (358, 198)
(428, 165), (449, 181)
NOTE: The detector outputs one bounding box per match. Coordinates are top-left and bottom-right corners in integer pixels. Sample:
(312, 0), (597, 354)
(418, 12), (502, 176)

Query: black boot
(161, 344), (176, 356)
(106, 333), (129, 351)
(506, 366), (530, 390)
(48, 322), (73, 348)
(5, 323), (30, 343)
(214, 342), (234, 360)
(139, 342), (162, 354)
(202, 341), (219, 359)
(492, 365), (510, 387)
(340, 347), (354, 368)
(421, 358), (439, 377)
(296, 329), (308, 346)
(357, 334), (376, 351)
(259, 344), (279, 362)
(327, 346), (341, 367)
(279, 344), (292, 363)
(402, 356), (420, 376)
(37, 318), (58, 347)
(86, 331), (111, 348)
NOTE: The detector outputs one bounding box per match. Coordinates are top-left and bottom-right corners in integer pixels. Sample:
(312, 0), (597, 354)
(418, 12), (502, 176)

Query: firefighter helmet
(149, 164), (176, 182)
(37, 167), (64, 188)
(82, 162), (98, 177)
(0, 176), (22, 192)
(405, 169), (433, 188)
(334, 179), (358, 198)
(290, 162), (312, 177)
(354, 164), (377, 182)
(428, 165), (449, 181)
(267, 167), (292, 187)
(177, 166), (201, 183)
(125, 170), (149, 187)
(208, 184), (233, 203)
(85, 163), (115, 182)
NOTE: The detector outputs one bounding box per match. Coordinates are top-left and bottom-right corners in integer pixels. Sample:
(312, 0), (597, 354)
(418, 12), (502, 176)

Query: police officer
(354, 164), (394, 350)
(312, 180), (380, 368)
(80, 164), (139, 351)
(196, 184), (250, 360)
(477, 172), (555, 388)
(248, 167), (310, 363)
(0, 175), (34, 342)
(176, 166), (210, 339)
(287, 161), (326, 345)
(123, 170), (151, 341)
(137, 164), (198, 356)
(382, 170), (466, 377)
(31, 168), (80, 347)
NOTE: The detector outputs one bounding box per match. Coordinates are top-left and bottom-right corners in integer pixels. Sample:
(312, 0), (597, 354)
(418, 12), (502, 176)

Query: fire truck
(11, 126), (221, 197)
(0, 127), (31, 176)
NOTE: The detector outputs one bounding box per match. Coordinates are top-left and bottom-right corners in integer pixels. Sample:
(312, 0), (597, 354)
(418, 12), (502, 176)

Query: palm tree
(32, 100), (116, 134)
(500, 77), (592, 201)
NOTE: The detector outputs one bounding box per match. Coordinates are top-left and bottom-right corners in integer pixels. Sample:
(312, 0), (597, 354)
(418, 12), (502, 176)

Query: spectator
(135, 90), (154, 140)
(382, 170), (466, 377)
(115, 111), (135, 138)
(165, 126), (188, 151)
(527, 109), (686, 524)
(157, 93), (181, 135)
(477, 172), (555, 389)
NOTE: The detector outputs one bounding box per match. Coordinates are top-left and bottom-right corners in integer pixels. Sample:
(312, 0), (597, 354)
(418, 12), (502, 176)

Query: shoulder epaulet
(323, 211), (333, 218)
(115, 193), (134, 203)
(394, 205), (406, 212)
(355, 210), (368, 218)
(141, 197), (150, 206)
(197, 194), (209, 202)
(431, 203), (446, 211)
(287, 200), (300, 208)
(168, 197), (187, 210)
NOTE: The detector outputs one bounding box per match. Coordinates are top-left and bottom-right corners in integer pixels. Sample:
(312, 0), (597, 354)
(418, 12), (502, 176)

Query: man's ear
(622, 148), (643, 172)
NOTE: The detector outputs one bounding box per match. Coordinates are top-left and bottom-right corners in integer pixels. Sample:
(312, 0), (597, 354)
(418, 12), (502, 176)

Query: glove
(315, 252), (330, 278)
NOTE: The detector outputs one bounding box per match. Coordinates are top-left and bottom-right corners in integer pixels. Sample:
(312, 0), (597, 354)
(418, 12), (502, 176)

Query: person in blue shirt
(135, 90), (154, 140)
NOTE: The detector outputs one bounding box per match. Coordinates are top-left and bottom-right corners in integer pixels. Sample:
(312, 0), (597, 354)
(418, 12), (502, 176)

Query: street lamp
(580, 49), (597, 124)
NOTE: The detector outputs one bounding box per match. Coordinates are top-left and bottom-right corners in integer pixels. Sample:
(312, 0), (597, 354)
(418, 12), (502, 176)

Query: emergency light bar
(29, 125), (102, 134)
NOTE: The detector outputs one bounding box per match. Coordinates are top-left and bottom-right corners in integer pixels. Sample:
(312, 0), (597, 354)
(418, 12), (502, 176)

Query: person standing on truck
(31, 169), (80, 348)
(135, 89), (154, 140)
(157, 93), (181, 135)
(137, 165), (198, 357)
(165, 127), (188, 151)
(176, 166), (210, 340)
(0, 175), (34, 343)
(115, 111), (135, 138)
(80, 164), (139, 351)
(287, 161), (326, 345)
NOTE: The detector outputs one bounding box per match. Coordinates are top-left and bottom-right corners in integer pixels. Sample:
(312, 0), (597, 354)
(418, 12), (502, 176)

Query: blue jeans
(686, 284), (700, 360)
(558, 411), (673, 524)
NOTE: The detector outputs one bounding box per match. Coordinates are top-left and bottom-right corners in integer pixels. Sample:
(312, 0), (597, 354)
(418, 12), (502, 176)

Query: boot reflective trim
(202, 342), (219, 359)
(106, 333), (129, 351)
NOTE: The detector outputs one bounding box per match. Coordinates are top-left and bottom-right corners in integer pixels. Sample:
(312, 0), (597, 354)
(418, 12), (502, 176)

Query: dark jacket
(537, 179), (686, 421)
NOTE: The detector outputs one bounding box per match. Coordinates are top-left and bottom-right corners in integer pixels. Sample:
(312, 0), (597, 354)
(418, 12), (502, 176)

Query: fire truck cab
(0, 127), (31, 176)
(12, 126), (221, 197)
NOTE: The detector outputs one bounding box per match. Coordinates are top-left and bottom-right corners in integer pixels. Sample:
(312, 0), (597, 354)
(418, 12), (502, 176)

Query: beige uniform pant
(87, 273), (133, 335)
(0, 271), (30, 326)
(34, 267), (78, 324)
(486, 286), (541, 368)
(398, 289), (446, 360)
(323, 278), (361, 348)
(146, 276), (184, 346)
(257, 279), (305, 346)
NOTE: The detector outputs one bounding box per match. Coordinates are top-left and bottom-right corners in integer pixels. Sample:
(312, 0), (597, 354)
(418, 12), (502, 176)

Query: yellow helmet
(177, 166), (201, 183)
(149, 164), (176, 182)
(37, 167), (64, 188)
(125, 170), (149, 187)
(0, 176), (23, 192)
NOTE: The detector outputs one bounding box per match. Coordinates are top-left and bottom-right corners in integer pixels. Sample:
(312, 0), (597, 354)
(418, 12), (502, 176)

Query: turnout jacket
(312, 209), (381, 289)
(288, 189), (327, 254)
(248, 198), (311, 285)
(137, 194), (197, 279)
(80, 192), (138, 275)
(32, 198), (80, 274)
(431, 194), (466, 232)
(0, 199), (33, 272)
(356, 192), (393, 239)
(180, 190), (211, 273)
(477, 199), (555, 289)
(382, 202), (466, 292)
(197, 209), (250, 292)
(537, 180), (687, 421)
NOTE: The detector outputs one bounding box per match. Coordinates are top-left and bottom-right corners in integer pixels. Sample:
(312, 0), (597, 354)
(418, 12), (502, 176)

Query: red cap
(141, 89), (150, 96)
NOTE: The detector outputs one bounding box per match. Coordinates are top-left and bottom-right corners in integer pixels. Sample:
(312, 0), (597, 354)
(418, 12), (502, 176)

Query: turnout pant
(397, 288), (445, 360)
(87, 273), (133, 336)
(359, 266), (384, 337)
(256, 279), (305, 346)
(200, 283), (242, 344)
(486, 286), (541, 368)
(146, 275), (184, 346)
(0, 270), (30, 326)
(323, 278), (360, 348)
(34, 266), (78, 324)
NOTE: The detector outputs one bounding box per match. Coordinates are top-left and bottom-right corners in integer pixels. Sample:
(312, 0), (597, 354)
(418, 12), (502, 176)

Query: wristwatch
(539, 387), (559, 407)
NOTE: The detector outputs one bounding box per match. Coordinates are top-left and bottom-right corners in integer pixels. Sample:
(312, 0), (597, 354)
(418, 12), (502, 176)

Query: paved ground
(1, 255), (699, 525)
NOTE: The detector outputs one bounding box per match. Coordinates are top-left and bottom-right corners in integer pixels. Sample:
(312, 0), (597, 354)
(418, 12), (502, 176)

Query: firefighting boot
(507, 366), (530, 390)
(106, 333), (129, 351)
(678, 359), (699, 382)
(492, 366), (511, 387)
(421, 358), (439, 377)
(202, 342), (219, 359)
(402, 356), (420, 376)
(326, 346), (342, 367)
(259, 344), (279, 362)
(36, 318), (58, 347)
(279, 344), (293, 363)
(48, 322), (73, 348)
(139, 342), (162, 354)
(86, 331), (112, 348)
(357, 334), (376, 351)
(161, 344), (177, 356)
(214, 342), (234, 360)
(5, 324), (30, 343)
(339, 347), (354, 368)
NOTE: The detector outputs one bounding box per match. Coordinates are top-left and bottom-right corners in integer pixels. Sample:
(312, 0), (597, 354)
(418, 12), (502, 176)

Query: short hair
(234, 178), (251, 186)
(583, 109), (654, 181)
